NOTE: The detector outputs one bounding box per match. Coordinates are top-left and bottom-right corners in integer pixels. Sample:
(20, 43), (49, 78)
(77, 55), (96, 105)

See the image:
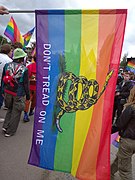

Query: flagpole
(9, 10), (35, 13)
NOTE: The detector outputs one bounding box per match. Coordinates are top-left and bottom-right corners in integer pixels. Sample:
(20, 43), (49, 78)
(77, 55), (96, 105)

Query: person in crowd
(129, 72), (135, 86)
(111, 86), (135, 180)
(112, 71), (133, 125)
(23, 55), (36, 122)
(1, 48), (30, 137)
(12, 42), (23, 50)
(10, 42), (23, 59)
(0, 44), (12, 122)
(116, 68), (124, 85)
(0, 6), (9, 15)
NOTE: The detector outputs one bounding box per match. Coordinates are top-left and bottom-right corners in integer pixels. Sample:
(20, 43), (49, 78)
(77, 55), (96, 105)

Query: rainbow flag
(28, 10), (127, 180)
(4, 16), (24, 45)
(23, 27), (35, 47)
(126, 61), (135, 73)
(111, 132), (120, 148)
(112, 134), (120, 148)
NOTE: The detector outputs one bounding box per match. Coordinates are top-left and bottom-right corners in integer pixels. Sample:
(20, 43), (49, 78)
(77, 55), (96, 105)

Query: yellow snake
(55, 70), (113, 132)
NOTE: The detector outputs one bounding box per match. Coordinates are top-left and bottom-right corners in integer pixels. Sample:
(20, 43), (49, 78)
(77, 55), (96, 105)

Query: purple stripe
(4, 31), (14, 42)
(28, 10), (49, 167)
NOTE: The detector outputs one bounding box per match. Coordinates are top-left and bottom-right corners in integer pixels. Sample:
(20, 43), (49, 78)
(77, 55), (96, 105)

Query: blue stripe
(40, 10), (65, 169)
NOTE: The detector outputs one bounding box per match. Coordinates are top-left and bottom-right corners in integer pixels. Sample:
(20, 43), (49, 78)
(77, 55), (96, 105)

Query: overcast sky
(0, 0), (135, 58)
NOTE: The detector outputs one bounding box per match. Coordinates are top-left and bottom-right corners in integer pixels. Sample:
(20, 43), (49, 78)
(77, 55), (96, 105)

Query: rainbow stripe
(23, 27), (35, 47)
(126, 61), (135, 73)
(28, 10), (127, 180)
(4, 16), (24, 45)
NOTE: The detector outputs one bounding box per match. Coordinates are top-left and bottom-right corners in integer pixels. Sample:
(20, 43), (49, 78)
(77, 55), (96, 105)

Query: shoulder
(124, 105), (135, 114)
(130, 104), (135, 111)
(27, 62), (36, 70)
(0, 53), (12, 62)
(6, 56), (12, 63)
(21, 64), (28, 71)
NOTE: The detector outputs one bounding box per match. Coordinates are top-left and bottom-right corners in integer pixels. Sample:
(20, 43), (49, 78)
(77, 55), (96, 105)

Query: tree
(0, 35), (8, 45)
(120, 53), (128, 68)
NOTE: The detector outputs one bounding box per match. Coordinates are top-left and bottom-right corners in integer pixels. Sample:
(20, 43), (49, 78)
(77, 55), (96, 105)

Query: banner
(28, 10), (127, 180)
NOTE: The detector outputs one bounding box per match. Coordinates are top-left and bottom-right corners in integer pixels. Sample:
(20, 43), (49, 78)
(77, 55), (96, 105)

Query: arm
(116, 106), (132, 130)
(120, 82), (133, 98)
(1, 64), (7, 94)
(0, 6), (9, 15)
(23, 69), (30, 100)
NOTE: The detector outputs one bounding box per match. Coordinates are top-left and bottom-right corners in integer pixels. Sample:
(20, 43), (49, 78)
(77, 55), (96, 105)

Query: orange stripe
(95, 11), (116, 179)
(96, 10), (127, 179)
(76, 12), (116, 180)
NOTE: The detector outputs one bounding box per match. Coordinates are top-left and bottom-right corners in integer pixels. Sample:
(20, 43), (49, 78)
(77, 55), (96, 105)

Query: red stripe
(99, 9), (127, 14)
(12, 17), (21, 42)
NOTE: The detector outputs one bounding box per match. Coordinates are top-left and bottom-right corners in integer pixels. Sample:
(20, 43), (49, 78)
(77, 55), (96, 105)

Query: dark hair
(13, 57), (25, 63)
(33, 55), (36, 62)
(13, 42), (23, 49)
(0, 44), (11, 54)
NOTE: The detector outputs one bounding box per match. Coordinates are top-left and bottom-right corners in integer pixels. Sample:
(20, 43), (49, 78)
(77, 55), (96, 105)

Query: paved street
(0, 107), (76, 180)
(0, 107), (135, 180)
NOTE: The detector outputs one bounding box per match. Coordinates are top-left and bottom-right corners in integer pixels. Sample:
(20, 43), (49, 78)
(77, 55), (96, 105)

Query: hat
(13, 48), (27, 60)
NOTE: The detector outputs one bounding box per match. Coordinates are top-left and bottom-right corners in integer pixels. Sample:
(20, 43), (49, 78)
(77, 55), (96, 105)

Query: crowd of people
(0, 42), (36, 137)
(111, 69), (135, 180)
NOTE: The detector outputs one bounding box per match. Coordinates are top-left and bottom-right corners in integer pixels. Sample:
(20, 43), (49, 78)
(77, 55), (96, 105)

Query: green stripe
(54, 10), (81, 172)
(7, 25), (14, 33)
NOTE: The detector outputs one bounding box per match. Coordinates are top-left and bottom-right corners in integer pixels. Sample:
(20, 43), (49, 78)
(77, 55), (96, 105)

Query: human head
(13, 42), (23, 49)
(123, 72), (131, 81)
(32, 54), (36, 62)
(119, 68), (123, 74)
(0, 43), (12, 57)
(127, 86), (135, 104)
(130, 72), (135, 80)
(13, 48), (27, 63)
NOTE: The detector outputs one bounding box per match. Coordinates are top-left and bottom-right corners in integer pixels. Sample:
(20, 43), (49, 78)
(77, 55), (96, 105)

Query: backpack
(3, 64), (20, 87)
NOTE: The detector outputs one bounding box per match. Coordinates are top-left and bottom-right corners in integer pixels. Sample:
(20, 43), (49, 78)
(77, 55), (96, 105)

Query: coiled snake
(55, 70), (113, 132)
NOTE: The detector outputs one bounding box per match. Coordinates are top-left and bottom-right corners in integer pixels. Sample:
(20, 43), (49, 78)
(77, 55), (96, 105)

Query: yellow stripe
(8, 21), (14, 29)
(71, 10), (99, 176)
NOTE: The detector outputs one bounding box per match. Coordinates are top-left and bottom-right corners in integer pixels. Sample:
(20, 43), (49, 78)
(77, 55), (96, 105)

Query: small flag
(23, 27), (35, 47)
(111, 132), (120, 148)
(126, 61), (135, 73)
(4, 16), (24, 45)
